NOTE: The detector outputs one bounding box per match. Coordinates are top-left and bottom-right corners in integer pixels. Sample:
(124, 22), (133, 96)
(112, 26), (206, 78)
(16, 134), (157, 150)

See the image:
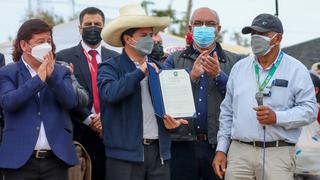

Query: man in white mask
(213, 13), (318, 180)
(0, 19), (79, 180)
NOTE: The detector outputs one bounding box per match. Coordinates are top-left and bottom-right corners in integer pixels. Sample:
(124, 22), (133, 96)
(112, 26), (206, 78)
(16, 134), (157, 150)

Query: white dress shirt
(81, 40), (102, 64)
(22, 58), (51, 150)
(81, 41), (102, 125)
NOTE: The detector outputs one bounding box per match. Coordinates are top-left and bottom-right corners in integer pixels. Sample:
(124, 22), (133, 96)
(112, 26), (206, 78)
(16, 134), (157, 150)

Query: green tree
(216, 30), (228, 44)
(151, 8), (186, 37)
(141, 0), (155, 15)
(231, 32), (250, 47)
(23, 10), (64, 26)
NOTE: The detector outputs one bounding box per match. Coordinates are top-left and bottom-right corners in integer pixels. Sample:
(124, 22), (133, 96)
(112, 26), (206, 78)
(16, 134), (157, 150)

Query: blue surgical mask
(192, 26), (215, 48)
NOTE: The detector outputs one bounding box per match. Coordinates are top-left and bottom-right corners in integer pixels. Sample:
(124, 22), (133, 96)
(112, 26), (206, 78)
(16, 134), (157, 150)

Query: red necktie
(88, 50), (100, 113)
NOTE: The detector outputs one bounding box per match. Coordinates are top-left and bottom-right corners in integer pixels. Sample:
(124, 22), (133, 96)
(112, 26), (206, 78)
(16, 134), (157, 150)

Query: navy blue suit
(0, 53), (4, 67)
(0, 53), (4, 142)
(0, 59), (79, 169)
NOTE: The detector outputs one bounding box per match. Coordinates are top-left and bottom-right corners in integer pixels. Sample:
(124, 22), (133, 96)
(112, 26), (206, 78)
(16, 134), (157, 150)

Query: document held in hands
(147, 64), (196, 118)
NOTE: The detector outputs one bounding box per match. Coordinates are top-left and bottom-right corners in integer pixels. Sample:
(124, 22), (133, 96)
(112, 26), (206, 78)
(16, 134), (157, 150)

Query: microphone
(255, 92), (264, 106)
(255, 92), (265, 129)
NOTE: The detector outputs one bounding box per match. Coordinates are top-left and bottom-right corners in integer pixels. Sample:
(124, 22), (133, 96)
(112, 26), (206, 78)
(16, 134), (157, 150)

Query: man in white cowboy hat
(98, 3), (188, 180)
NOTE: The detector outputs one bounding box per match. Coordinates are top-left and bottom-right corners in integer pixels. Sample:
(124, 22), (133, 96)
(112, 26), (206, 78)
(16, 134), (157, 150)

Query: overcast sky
(1, 0), (319, 47)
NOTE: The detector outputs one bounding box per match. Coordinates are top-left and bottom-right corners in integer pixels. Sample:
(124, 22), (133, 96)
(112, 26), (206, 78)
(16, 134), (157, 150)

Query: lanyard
(254, 51), (283, 92)
(82, 49), (96, 73)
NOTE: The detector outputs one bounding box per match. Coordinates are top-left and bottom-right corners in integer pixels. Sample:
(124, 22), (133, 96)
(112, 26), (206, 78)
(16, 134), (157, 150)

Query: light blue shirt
(216, 51), (318, 153)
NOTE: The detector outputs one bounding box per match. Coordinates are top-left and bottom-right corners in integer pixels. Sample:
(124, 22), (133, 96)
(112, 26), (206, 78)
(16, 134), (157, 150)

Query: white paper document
(159, 69), (196, 118)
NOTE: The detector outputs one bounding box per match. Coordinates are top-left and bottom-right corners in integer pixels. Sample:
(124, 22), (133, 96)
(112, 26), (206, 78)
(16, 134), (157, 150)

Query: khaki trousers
(225, 141), (296, 180)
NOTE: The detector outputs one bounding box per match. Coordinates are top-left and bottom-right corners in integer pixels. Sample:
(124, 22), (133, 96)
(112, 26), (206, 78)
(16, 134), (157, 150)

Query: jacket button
(36, 127), (40, 130)
(38, 112), (41, 116)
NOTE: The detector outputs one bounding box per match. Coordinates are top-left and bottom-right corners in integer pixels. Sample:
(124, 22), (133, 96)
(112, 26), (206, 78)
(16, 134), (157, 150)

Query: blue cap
(242, 13), (283, 34)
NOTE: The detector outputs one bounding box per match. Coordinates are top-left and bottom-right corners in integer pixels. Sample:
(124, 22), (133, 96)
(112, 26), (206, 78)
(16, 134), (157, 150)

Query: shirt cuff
(83, 114), (94, 126)
(275, 110), (287, 126)
(216, 139), (231, 154)
(215, 70), (228, 83)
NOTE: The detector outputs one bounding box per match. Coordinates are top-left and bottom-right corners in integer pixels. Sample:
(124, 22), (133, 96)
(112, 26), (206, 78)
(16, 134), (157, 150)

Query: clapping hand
(190, 50), (207, 81)
(201, 52), (221, 78)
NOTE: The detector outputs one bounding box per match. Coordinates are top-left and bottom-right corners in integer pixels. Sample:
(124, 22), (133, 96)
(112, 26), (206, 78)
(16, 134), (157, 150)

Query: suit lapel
(74, 43), (93, 95)
(18, 60), (32, 81)
(101, 47), (112, 62)
(101, 47), (108, 62)
(17, 60), (40, 104)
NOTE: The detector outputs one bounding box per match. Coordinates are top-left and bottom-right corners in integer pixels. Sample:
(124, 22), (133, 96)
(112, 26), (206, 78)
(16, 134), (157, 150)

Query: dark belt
(236, 140), (295, 148)
(32, 150), (53, 159)
(143, 139), (159, 145)
(196, 133), (208, 141)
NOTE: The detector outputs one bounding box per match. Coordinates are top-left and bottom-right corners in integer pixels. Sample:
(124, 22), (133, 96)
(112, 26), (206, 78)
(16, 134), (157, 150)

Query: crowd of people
(0, 3), (319, 180)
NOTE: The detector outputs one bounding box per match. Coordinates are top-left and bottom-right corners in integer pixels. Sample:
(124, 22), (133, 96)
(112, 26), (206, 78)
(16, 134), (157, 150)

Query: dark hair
(12, 19), (55, 62)
(310, 73), (320, 89)
(120, 28), (140, 46)
(310, 73), (320, 103)
(79, 7), (105, 25)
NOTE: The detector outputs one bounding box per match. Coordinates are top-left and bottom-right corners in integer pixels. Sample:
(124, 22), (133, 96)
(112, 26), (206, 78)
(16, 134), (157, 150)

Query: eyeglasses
(192, 21), (218, 27)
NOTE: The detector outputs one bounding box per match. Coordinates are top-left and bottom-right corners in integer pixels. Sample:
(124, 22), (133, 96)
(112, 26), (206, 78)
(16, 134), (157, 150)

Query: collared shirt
(22, 58), (51, 150)
(81, 41), (102, 125)
(131, 57), (159, 139)
(216, 51), (318, 153)
(81, 40), (102, 64)
(164, 45), (228, 133)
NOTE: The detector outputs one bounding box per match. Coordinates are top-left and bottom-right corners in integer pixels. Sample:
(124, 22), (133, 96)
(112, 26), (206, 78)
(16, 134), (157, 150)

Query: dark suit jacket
(0, 60), (79, 168)
(56, 43), (119, 123)
(0, 53), (4, 141)
(0, 53), (4, 67)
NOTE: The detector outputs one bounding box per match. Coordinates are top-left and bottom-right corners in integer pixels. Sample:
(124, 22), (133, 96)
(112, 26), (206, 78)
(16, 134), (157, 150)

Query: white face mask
(29, 43), (52, 62)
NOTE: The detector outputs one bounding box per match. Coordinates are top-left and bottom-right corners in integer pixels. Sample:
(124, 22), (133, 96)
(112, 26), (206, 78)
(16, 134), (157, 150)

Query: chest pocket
(266, 79), (292, 109)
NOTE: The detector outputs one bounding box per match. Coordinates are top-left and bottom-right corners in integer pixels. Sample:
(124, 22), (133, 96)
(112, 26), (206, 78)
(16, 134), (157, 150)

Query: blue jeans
(170, 141), (221, 180)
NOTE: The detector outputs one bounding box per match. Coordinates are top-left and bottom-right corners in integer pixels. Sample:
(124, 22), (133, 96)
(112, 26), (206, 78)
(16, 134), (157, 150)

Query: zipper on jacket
(142, 144), (145, 162)
(158, 128), (164, 165)
(160, 157), (164, 165)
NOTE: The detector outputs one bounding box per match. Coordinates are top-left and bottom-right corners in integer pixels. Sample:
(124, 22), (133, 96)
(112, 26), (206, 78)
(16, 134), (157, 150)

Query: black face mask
(82, 26), (102, 46)
(149, 43), (164, 61)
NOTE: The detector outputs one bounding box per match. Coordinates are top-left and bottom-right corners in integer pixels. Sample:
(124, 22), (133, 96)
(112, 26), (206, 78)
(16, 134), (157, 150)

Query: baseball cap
(242, 13), (283, 34)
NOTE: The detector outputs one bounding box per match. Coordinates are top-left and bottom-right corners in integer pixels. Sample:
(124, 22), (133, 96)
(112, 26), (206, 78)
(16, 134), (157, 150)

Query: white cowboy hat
(101, 3), (170, 47)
